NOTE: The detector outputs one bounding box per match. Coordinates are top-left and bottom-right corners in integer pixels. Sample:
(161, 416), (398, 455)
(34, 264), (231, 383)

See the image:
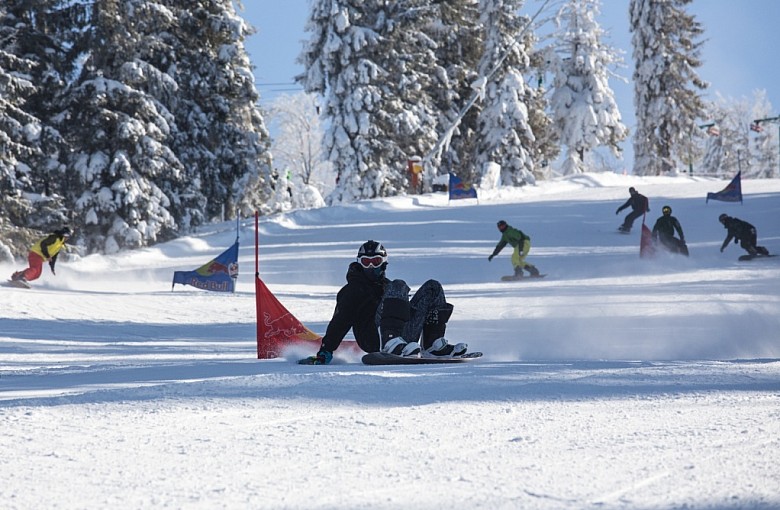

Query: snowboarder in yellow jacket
(488, 220), (540, 279)
(11, 227), (71, 284)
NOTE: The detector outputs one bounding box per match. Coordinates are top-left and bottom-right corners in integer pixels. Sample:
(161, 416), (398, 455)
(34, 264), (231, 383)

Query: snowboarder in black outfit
(651, 206), (688, 256)
(616, 187), (649, 233)
(299, 240), (466, 364)
(718, 214), (770, 259)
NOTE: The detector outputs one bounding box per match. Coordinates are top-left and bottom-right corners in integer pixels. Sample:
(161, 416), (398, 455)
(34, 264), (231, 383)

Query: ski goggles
(358, 255), (386, 268)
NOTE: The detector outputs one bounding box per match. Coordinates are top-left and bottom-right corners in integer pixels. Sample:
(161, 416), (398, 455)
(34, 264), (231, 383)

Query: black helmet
(357, 240), (387, 269)
(662, 205), (672, 215)
(718, 213), (729, 223)
(497, 220), (508, 232)
(629, 187), (637, 194)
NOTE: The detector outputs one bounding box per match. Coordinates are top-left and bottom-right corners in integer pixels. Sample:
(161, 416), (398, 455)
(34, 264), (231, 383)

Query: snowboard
(362, 351), (483, 365)
(616, 229), (631, 235)
(501, 274), (547, 281)
(738, 253), (776, 261)
(3, 279), (30, 289)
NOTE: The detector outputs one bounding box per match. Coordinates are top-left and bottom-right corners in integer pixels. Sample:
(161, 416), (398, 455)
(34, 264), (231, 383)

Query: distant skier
(718, 214), (770, 259)
(651, 206), (688, 256)
(10, 226), (72, 285)
(298, 240), (466, 364)
(616, 187), (649, 233)
(488, 220), (541, 280)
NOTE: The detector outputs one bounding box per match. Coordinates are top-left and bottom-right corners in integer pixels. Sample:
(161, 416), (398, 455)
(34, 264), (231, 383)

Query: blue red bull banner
(172, 241), (239, 293)
(448, 173), (478, 201)
(706, 171), (742, 204)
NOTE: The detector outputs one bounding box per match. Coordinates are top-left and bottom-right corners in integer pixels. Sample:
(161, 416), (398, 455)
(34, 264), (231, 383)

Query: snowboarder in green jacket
(488, 220), (540, 279)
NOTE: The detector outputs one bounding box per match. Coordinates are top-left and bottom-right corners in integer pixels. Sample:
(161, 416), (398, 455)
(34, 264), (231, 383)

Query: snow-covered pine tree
(59, 0), (182, 253)
(699, 128), (723, 177)
(748, 90), (778, 179)
(550, 0), (627, 175)
(171, 0), (273, 219)
(630, 0), (707, 176)
(371, 0), (440, 195)
(425, 0), (483, 185)
(298, 0), (385, 203)
(474, 0), (536, 187)
(702, 92), (777, 179)
(299, 0), (439, 202)
(0, 6), (42, 228)
(0, 1), (71, 246)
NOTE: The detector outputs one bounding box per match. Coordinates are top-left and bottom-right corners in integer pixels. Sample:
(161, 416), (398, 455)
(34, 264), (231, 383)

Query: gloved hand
(49, 261), (56, 275)
(313, 349), (332, 365)
(615, 209), (619, 215)
(299, 349), (332, 365)
(488, 255), (494, 262)
(720, 246), (725, 253)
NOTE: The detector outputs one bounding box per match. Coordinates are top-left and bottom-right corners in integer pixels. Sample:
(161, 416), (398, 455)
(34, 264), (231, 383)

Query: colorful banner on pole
(448, 173), (478, 201)
(706, 171), (742, 204)
(172, 241), (239, 293)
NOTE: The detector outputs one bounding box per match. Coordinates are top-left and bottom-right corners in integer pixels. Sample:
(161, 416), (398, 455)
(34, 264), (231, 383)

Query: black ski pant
(621, 209), (644, 231)
(376, 279), (448, 349)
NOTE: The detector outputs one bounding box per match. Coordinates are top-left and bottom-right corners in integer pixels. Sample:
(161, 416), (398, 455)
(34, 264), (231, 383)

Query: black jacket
(652, 215), (684, 241)
(617, 193), (649, 214)
(320, 262), (388, 353)
(721, 217), (755, 251)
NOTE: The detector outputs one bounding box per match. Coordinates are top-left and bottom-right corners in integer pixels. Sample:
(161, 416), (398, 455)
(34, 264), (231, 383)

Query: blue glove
(315, 350), (333, 364)
(299, 349), (333, 365)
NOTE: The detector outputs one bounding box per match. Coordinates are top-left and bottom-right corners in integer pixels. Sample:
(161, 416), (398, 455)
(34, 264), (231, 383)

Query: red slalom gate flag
(255, 276), (321, 359)
(640, 222), (656, 259)
(254, 212), (320, 359)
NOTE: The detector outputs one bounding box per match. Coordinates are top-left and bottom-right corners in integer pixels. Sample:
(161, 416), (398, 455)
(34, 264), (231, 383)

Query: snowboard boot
(426, 337), (468, 357)
(421, 303), (454, 350)
(524, 264), (540, 277)
(513, 266), (524, 279)
(382, 337), (421, 356)
(11, 271), (22, 281)
(618, 225), (630, 233)
(757, 246), (770, 256)
(380, 297), (419, 356)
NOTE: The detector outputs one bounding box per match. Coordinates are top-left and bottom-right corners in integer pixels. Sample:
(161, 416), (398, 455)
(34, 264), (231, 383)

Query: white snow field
(2, 173), (780, 509)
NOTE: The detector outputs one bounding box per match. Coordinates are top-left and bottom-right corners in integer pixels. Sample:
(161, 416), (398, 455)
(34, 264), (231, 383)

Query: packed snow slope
(2, 173), (780, 509)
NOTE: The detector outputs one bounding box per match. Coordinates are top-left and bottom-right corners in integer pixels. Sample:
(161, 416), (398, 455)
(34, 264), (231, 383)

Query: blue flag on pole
(172, 240), (239, 293)
(448, 173), (478, 200)
(706, 172), (742, 204)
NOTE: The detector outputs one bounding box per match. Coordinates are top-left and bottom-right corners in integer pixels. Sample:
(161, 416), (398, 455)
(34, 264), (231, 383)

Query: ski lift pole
(422, 0), (553, 182)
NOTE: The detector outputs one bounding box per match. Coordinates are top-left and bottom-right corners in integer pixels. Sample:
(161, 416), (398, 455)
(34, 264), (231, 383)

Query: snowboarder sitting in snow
(616, 187), (649, 233)
(299, 240), (466, 365)
(718, 214), (769, 259)
(488, 220), (541, 280)
(652, 206), (688, 256)
(11, 226), (72, 285)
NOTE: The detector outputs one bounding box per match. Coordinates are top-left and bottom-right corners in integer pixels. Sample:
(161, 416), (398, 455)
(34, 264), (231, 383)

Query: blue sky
(239, 0), (780, 171)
